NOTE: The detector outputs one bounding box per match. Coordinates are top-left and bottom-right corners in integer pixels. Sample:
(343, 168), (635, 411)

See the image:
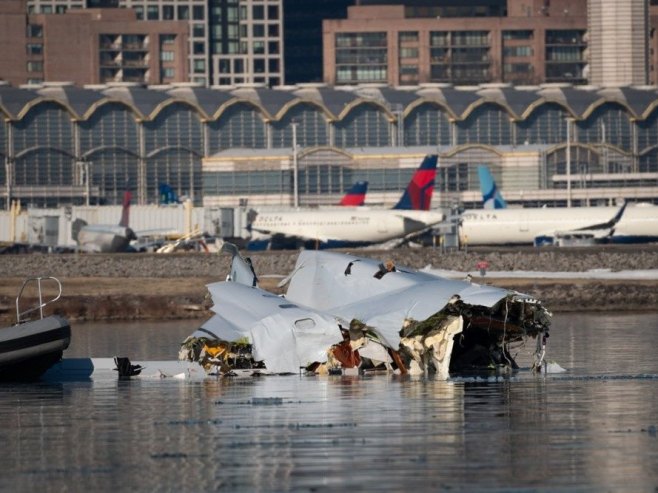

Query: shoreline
(2, 246), (657, 323)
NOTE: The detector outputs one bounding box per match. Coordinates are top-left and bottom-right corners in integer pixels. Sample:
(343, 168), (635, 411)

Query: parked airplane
(478, 165), (507, 209)
(71, 190), (137, 253)
(460, 201), (658, 246)
(247, 155), (442, 250)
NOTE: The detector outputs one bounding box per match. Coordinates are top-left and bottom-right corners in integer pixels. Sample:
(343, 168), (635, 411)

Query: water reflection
(0, 313), (657, 491)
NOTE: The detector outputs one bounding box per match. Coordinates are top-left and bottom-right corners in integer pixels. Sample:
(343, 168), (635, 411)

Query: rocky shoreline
(1, 245), (657, 323)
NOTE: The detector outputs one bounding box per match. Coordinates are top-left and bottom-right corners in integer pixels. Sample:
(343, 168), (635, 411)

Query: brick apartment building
(323, 0), (657, 87)
(0, 0), (188, 86)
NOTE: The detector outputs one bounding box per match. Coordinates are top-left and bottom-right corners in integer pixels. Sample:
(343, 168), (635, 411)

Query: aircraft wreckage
(180, 244), (552, 378)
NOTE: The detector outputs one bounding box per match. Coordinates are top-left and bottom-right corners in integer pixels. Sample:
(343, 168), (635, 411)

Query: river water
(1, 312), (658, 492)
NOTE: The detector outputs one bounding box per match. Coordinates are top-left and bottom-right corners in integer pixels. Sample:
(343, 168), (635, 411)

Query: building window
(254, 41), (265, 54)
(161, 67), (175, 79)
(134, 6), (144, 20)
(268, 5), (279, 20)
(546, 46), (583, 61)
(430, 32), (448, 46)
(234, 59), (244, 73)
(253, 24), (265, 37)
(452, 31), (489, 46)
(268, 24), (279, 37)
(504, 63), (533, 74)
(161, 34), (176, 45)
(253, 5), (264, 19)
(335, 32), (387, 83)
(41, 5), (53, 14)
(163, 6), (174, 20)
(194, 60), (206, 73)
(503, 46), (533, 57)
(399, 31), (419, 43)
(193, 42), (205, 55)
(178, 6), (189, 20)
(193, 6), (204, 20)
(400, 64), (418, 84)
(400, 64), (418, 75)
(227, 6), (238, 21)
(193, 24), (205, 38)
(27, 25), (43, 38)
(503, 30), (533, 41)
(546, 30), (585, 45)
(254, 59), (265, 73)
(268, 58), (279, 72)
(56, 6), (67, 14)
(268, 41), (279, 54)
(400, 47), (418, 58)
(160, 51), (174, 62)
(27, 61), (43, 72)
(27, 44), (43, 56)
(147, 6), (158, 20)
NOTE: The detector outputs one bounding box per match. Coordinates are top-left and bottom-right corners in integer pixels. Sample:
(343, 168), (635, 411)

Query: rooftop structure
(1, 81), (657, 209)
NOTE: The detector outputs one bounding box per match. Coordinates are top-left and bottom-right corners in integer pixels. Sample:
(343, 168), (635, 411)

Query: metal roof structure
(3, 81), (658, 122)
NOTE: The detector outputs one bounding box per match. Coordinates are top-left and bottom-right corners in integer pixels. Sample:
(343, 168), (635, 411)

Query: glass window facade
(335, 32), (387, 84)
(3, 85), (657, 208)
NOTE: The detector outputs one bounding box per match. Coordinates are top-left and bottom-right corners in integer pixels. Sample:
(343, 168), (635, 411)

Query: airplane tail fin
(478, 165), (507, 209)
(71, 218), (87, 242)
(119, 189), (132, 227)
(392, 154), (438, 210)
(159, 183), (179, 205)
(339, 181), (368, 206)
(221, 242), (259, 287)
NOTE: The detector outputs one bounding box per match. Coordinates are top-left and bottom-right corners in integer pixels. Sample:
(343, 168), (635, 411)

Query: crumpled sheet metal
(186, 247), (551, 377)
(284, 250), (541, 348)
(194, 282), (343, 374)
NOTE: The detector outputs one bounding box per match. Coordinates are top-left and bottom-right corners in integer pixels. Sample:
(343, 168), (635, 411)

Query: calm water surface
(1, 313), (658, 492)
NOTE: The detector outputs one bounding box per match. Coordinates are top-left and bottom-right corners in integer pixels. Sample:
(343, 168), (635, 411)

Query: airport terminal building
(1, 80), (658, 211)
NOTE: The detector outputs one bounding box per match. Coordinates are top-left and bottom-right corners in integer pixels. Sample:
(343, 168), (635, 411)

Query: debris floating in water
(179, 243), (553, 379)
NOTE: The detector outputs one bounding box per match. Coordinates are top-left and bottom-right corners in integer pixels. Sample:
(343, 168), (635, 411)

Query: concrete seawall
(1, 245), (657, 323)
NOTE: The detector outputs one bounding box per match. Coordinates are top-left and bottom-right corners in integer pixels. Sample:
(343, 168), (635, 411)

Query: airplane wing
(534, 202), (628, 246)
(573, 202), (627, 231)
(249, 225), (332, 244)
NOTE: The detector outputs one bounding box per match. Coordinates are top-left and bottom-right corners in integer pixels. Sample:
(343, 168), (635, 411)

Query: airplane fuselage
(460, 204), (658, 245)
(250, 208), (445, 247)
(77, 225), (135, 253)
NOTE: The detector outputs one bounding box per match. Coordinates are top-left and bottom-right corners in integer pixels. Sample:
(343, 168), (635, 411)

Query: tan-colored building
(588, 0), (649, 86)
(324, 0), (655, 86)
(0, 0), (188, 87)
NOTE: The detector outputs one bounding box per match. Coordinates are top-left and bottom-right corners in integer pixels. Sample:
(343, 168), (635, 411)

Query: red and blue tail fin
(339, 181), (368, 206)
(119, 189), (132, 227)
(393, 155), (438, 210)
